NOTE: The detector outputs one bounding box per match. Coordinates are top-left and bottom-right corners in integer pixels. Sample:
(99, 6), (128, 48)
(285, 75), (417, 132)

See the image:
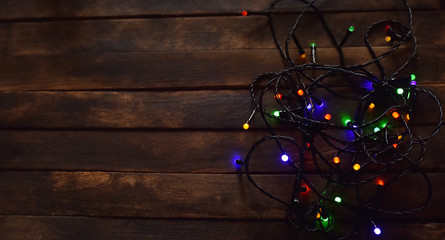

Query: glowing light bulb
(243, 123), (250, 130)
(377, 180), (384, 186)
(241, 11), (248, 16)
(392, 111), (400, 119)
(275, 93), (282, 100)
(406, 114), (410, 120)
(353, 163), (361, 171)
(281, 154), (289, 162)
(316, 212), (321, 219)
(374, 127), (380, 132)
(410, 81), (417, 86)
(273, 111), (280, 117)
(385, 36), (391, 42)
(397, 88), (404, 95)
(311, 43), (316, 47)
(307, 103), (312, 110)
(300, 53), (307, 59)
(393, 143), (398, 149)
(411, 74), (416, 81)
(345, 119), (351, 126)
(324, 114), (332, 121)
(297, 89), (304, 96)
(385, 25), (391, 32)
(333, 157), (340, 164)
(368, 103), (375, 109)
(374, 227), (381, 235)
(348, 26), (355, 32)
(398, 135), (403, 140)
(334, 197), (342, 203)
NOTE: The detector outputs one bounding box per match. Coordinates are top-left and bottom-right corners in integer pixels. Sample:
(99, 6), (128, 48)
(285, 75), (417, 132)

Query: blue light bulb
(281, 154), (289, 162)
(374, 227), (381, 235)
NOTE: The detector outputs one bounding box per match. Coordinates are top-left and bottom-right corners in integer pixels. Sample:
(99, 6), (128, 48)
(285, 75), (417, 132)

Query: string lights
(235, 0), (442, 238)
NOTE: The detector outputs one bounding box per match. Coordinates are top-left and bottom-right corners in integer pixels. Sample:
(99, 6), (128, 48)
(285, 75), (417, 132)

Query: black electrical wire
(237, 0), (442, 239)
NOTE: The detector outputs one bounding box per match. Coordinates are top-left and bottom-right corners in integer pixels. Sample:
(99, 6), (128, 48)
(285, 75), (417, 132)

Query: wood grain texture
(0, 12), (443, 56)
(0, 172), (444, 220)
(0, 126), (442, 173)
(1, 216), (444, 240)
(0, 46), (442, 91)
(0, 0), (439, 20)
(0, 0), (442, 239)
(0, 87), (441, 129)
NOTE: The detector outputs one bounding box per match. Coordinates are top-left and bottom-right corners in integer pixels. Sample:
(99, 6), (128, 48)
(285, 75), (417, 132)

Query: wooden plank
(0, 46), (441, 91)
(0, 0), (439, 20)
(0, 172), (444, 220)
(0, 12), (443, 56)
(0, 126), (442, 173)
(0, 216), (444, 240)
(0, 87), (442, 129)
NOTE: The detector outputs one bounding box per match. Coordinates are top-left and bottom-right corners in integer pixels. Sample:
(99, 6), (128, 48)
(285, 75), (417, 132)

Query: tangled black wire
(236, 0), (442, 239)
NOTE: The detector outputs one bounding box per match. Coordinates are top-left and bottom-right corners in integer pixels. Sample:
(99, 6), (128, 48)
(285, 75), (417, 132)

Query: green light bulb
(411, 74), (416, 81)
(334, 197), (342, 203)
(311, 42), (316, 47)
(345, 119), (351, 126)
(397, 88), (404, 95)
(374, 127), (380, 132)
(273, 111), (280, 117)
(349, 26), (355, 32)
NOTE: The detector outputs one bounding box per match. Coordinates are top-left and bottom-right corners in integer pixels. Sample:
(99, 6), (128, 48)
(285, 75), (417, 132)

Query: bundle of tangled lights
(236, 0), (442, 238)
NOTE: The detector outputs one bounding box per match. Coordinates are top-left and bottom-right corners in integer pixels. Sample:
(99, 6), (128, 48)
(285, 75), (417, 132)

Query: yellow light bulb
(369, 103), (375, 109)
(385, 36), (391, 42)
(353, 163), (361, 171)
(243, 123), (250, 130)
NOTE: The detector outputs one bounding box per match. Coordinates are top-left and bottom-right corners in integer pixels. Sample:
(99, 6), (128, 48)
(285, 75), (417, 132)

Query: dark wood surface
(0, 1), (443, 239)
(0, 0), (440, 19)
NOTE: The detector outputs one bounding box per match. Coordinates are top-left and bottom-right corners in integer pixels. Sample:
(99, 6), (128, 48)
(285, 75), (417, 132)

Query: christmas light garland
(236, 0), (442, 238)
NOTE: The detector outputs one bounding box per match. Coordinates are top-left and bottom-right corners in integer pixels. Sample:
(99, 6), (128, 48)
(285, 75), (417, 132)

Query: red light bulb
(241, 11), (248, 16)
(377, 180), (384, 186)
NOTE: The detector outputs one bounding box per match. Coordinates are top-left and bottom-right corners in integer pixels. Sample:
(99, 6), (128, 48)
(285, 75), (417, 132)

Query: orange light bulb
(324, 114), (332, 121)
(275, 93), (282, 100)
(297, 89), (304, 96)
(385, 36), (391, 42)
(368, 103), (375, 109)
(300, 53), (306, 59)
(392, 111), (400, 119)
(333, 157), (340, 164)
